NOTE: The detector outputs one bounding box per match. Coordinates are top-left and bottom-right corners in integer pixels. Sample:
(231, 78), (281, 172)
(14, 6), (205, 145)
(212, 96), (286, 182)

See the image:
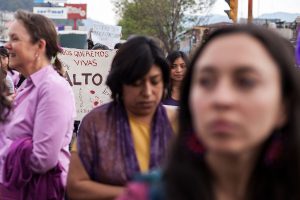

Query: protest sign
(58, 48), (116, 120)
(91, 23), (122, 49)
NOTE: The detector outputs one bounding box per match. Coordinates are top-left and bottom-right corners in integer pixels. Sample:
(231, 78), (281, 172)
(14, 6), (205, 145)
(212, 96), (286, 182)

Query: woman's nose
(4, 42), (11, 50)
(212, 81), (237, 109)
(142, 81), (152, 97)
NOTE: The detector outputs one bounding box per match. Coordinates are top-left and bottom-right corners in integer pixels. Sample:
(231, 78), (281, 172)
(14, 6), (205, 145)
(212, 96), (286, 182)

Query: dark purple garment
(162, 97), (179, 106)
(3, 137), (64, 200)
(77, 102), (174, 186)
(296, 31), (300, 65)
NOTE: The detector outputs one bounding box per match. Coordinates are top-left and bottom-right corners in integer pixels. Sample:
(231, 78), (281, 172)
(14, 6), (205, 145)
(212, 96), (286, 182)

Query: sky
(67, 0), (300, 25)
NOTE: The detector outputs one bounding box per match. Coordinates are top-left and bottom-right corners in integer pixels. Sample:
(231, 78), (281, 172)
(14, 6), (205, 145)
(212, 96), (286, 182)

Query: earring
(162, 88), (168, 99)
(264, 131), (283, 167)
(185, 132), (205, 157)
(35, 53), (40, 61)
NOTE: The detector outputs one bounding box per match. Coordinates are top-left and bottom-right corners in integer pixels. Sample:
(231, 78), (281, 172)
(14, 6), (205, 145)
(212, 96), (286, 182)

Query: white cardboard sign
(58, 48), (116, 120)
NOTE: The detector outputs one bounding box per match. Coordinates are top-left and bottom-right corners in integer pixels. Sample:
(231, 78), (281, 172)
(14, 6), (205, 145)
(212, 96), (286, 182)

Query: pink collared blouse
(0, 65), (76, 185)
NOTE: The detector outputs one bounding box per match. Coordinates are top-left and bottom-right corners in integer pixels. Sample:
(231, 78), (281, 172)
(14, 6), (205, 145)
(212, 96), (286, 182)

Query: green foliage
(118, 2), (156, 39)
(115, 0), (216, 53)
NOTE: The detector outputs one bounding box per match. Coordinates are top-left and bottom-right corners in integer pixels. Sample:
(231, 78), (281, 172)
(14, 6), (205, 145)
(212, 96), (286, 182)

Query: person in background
(66, 36), (177, 200)
(0, 68), (11, 123)
(86, 28), (110, 50)
(162, 51), (188, 106)
(0, 46), (14, 97)
(87, 28), (94, 50)
(0, 10), (76, 199)
(114, 42), (123, 50)
(91, 43), (110, 50)
(118, 25), (300, 200)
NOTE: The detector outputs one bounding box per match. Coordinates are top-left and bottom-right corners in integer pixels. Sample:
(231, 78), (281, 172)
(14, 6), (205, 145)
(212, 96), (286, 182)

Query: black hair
(91, 43), (110, 50)
(164, 24), (300, 200)
(114, 42), (122, 49)
(0, 46), (9, 57)
(165, 50), (189, 99)
(106, 36), (169, 101)
(87, 39), (94, 50)
(166, 51), (189, 67)
(0, 46), (9, 74)
(0, 69), (11, 122)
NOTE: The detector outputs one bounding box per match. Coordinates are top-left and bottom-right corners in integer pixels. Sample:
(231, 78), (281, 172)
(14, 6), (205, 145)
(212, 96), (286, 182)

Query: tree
(114, 0), (216, 53)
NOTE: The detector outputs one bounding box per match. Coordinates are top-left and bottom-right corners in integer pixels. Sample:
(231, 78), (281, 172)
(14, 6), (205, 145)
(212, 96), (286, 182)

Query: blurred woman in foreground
(118, 25), (300, 200)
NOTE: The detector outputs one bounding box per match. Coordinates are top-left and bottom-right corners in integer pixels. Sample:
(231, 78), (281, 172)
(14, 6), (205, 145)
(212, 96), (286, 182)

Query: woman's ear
(38, 39), (47, 51)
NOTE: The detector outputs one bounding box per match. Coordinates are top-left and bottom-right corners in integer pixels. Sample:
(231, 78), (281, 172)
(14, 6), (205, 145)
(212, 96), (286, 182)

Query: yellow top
(70, 106), (178, 173)
(71, 138), (77, 152)
(128, 114), (151, 173)
(71, 115), (152, 172)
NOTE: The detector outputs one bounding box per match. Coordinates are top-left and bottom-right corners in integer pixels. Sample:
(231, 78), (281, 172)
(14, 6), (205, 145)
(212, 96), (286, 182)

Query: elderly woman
(118, 25), (300, 200)
(0, 10), (75, 199)
(66, 36), (177, 200)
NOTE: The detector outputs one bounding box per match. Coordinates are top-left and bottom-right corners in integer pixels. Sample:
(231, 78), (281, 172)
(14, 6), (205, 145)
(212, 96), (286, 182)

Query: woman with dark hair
(66, 36), (177, 200)
(118, 24), (300, 200)
(0, 68), (11, 123)
(0, 46), (15, 97)
(162, 51), (188, 106)
(0, 10), (75, 199)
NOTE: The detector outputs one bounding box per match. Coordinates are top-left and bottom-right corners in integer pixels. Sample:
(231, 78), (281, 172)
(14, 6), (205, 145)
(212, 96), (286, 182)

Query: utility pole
(224, 0), (238, 23)
(248, 0), (253, 23)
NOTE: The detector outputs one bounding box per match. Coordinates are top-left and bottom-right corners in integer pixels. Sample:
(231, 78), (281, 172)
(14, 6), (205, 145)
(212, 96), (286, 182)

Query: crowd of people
(0, 9), (300, 200)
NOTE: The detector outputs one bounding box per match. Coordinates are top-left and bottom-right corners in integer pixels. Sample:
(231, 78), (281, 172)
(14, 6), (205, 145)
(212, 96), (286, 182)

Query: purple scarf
(3, 137), (64, 200)
(78, 102), (173, 186)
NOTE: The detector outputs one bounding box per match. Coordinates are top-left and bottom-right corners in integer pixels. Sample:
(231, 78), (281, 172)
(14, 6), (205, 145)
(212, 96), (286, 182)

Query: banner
(33, 7), (68, 19)
(91, 23), (122, 49)
(58, 48), (116, 120)
(65, 4), (87, 19)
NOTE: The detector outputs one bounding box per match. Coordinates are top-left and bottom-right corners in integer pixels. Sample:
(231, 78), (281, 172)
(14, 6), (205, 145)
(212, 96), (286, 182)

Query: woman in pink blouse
(0, 10), (76, 199)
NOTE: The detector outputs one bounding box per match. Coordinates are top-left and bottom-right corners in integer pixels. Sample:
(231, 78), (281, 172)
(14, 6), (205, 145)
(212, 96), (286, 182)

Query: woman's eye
(237, 77), (256, 89)
(132, 80), (142, 87)
(9, 36), (19, 41)
(151, 79), (160, 85)
(198, 76), (215, 88)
